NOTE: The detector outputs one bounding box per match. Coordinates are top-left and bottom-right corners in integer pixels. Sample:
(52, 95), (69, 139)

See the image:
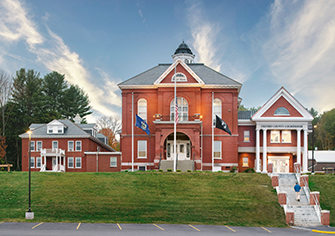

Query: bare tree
(0, 70), (13, 162)
(96, 115), (122, 134)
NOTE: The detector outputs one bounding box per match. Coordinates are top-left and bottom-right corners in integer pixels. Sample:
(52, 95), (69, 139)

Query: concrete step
(160, 160), (194, 172)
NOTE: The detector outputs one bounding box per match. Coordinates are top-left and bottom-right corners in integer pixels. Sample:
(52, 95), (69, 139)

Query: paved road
(0, 222), (331, 236)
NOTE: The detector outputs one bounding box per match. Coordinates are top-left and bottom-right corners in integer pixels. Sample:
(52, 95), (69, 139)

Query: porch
(40, 148), (66, 172)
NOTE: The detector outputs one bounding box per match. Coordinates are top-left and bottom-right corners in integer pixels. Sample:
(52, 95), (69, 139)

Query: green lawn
(0, 171), (286, 226)
(309, 174), (335, 226)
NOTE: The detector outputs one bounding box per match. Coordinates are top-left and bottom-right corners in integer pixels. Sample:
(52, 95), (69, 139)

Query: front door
(268, 156), (289, 173)
(167, 141), (190, 161)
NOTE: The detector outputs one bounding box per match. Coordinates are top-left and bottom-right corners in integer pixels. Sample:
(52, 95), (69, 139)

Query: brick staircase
(275, 173), (321, 226)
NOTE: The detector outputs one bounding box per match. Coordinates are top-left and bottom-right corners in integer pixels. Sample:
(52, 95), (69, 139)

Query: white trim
(118, 84), (241, 89)
(138, 98), (147, 122)
(36, 141), (42, 151)
(84, 151), (122, 155)
(252, 87), (313, 122)
(30, 141), (35, 151)
(110, 157), (117, 167)
(213, 140), (222, 159)
(68, 157), (74, 168)
(137, 140), (147, 159)
(202, 163), (238, 167)
(52, 141), (58, 150)
(75, 141), (82, 151)
(68, 140), (74, 151)
(154, 59), (205, 85)
(36, 157), (42, 168)
(121, 162), (154, 166)
(75, 157), (82, 168)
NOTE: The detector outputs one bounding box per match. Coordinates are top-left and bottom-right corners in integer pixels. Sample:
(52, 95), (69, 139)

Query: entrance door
(167, 141), (190, 161)
(268, 156), (289, 173)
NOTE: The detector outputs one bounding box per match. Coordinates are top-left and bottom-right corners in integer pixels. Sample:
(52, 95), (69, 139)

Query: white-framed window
(170, 97), (188, 121)
(138, 166), (146, 171)
(36, 157), (42, 168)
(138, 98), (147, 122)
(274, 107), (290, 115)
(30, 141), (35, 151)
(213, 98), (222, 124)
(244, 130), (250, 142)
(282, 131), (291, 143)
(47, 126), (64, 134)
(52, 141), (58, 150)
(270, 131), (280, 143)
(172, 72), (187, 82)
(243, 157), (249, 167)
(138, 140), (147, 158)
(110, 157), (117, 167)
(75, 157), (81, 168)
(36, 141), (42, 151)
(167, 143), (171, 158)
(68, 141), (74, 151)
(213, 141), (221, 159)
(30, 157), (35, 168)
(75, 141), (81, 151)
(68, 157), (74, 168)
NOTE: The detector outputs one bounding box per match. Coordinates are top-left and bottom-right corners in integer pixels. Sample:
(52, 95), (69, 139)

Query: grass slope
(309, 175), (335, 226)
(0, 171), (286, 227)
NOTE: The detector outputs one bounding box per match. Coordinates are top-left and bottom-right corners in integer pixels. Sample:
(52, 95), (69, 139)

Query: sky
(1, 0), (335, 123)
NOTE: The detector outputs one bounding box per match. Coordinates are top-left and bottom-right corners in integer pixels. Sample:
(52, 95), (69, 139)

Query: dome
(174, 41), (194, 55)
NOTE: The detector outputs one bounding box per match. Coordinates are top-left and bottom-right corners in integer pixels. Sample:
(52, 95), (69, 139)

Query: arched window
(170, 97), (188, 121)
(274, 107), (290, 115)
(172, 73), (187, 82)
(138, 98), (147, 121)
(213, 98), (222, 123)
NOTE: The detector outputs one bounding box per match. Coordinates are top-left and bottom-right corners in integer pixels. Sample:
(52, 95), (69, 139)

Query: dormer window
(47, 126), (64, 134)
(274, 107), (290, 115)
(172, 73), (187, 82)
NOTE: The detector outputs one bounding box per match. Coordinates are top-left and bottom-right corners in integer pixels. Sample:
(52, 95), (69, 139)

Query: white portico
(252, 88), (313, 173)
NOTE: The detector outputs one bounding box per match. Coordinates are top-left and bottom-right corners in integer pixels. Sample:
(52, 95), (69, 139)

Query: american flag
(175, 98), (179, 125)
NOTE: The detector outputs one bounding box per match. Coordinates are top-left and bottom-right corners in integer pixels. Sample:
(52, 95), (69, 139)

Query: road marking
(32, 222), (43, 229)
(189, 224), (200, 231)
(117, 223), (122, 230)
(262, 227), (272, 233)
(312, 230), (335, 234)
(225, 225), (236, 232)
(153, 224), (164, 231)
(76, 223), (81, 230)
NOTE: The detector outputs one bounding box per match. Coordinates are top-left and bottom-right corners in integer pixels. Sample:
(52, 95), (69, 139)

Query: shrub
(158, 169), (163, 172)
(218, 171), (223, 173)
(167, 169), (172, 172)
(124, 170), (128, 172)
(187, 169), (192, 172)
(230, 166), (237, 173)
(176, 169), (182, 172)
(243, 168), (255, 173)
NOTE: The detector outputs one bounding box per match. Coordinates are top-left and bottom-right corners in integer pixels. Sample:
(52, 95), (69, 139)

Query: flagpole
(212, 92), (214, 172)
(132, 92), (134, 172)
(173, 64), (177, 172)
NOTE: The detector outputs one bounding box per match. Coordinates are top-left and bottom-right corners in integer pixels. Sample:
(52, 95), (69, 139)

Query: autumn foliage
(99, 128), (120, 151)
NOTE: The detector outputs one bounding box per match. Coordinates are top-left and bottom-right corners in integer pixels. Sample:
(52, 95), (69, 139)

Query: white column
(303, 129), (308, 173)
(297, 129), (301, 164)
(56, 156), (58, 171)
(262, 129), (267, 173)
(44, 156), (46, 168)
(256, 129), (260, 172)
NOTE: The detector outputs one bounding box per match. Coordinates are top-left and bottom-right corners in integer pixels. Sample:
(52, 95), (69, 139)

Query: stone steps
(160, 160), (194, 172)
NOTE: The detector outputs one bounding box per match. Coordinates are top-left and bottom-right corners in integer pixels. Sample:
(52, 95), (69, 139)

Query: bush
(124, 170), (128, 172)
(243, 168), (255, 173)
(167, 169), (172, 172)
(187, 170), (192, 172)
(176, 169), (182, 172)
(158, 169), (163, 172)
(218, 171), (223, 173)
(230, 166), (237, 173)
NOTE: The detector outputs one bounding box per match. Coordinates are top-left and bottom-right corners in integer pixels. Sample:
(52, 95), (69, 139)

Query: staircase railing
(40, 164), (46, 172)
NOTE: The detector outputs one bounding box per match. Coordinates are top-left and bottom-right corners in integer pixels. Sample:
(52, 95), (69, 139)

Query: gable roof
(118, 62), (242, 91)
(252, 87), (313, 122)
(19, 119), (114, 152)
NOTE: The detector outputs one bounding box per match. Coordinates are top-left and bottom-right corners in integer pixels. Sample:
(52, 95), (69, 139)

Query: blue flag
(135, 114), (150, 135)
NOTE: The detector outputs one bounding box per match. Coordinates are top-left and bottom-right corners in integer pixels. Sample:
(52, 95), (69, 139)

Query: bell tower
(172, 41), (195, 64)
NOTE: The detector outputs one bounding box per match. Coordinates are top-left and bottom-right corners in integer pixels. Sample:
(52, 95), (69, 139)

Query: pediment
(252, 87), (313, 122)
(154, 59), (204, 86)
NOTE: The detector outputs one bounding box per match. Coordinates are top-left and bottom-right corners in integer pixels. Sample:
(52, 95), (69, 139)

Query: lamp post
(312, 125), (317, 174)
(25, 130), (34, 219)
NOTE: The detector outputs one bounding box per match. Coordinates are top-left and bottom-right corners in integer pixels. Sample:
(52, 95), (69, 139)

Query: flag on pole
(135, 114), (150, 135)
(175, 98), (179, 125)
(215, 115), (231, 135)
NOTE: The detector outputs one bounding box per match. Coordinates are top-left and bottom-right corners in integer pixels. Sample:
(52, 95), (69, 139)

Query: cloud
(260, 0), (335, 112)
(136, 3), (146, 23)
(0, 0), (44, 48)
(186, 1), (221, 71)
(0, 0), (122, 121)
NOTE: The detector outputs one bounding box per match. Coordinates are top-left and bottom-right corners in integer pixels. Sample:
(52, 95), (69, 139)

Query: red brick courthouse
(118, 42), (313, 172)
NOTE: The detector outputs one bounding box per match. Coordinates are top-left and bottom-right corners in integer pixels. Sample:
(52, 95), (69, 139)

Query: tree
(238, 104), (261, 112)
(42, 71), (68, 120)
(62, 84), (92, 122)
(0, 70), (13, 163)
(315, 109), (335, 150)
(96, 116), (121, 151)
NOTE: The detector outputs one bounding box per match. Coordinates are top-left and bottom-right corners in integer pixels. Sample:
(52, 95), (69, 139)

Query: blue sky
(1, 0), (335, 122)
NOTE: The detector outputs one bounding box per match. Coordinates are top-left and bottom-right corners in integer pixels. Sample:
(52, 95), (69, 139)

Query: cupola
(172, 41), (195, 64)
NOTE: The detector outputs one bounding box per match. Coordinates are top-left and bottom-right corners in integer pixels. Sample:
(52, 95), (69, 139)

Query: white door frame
(167, 140), (190, 161)
(268, 156), (290, 173)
